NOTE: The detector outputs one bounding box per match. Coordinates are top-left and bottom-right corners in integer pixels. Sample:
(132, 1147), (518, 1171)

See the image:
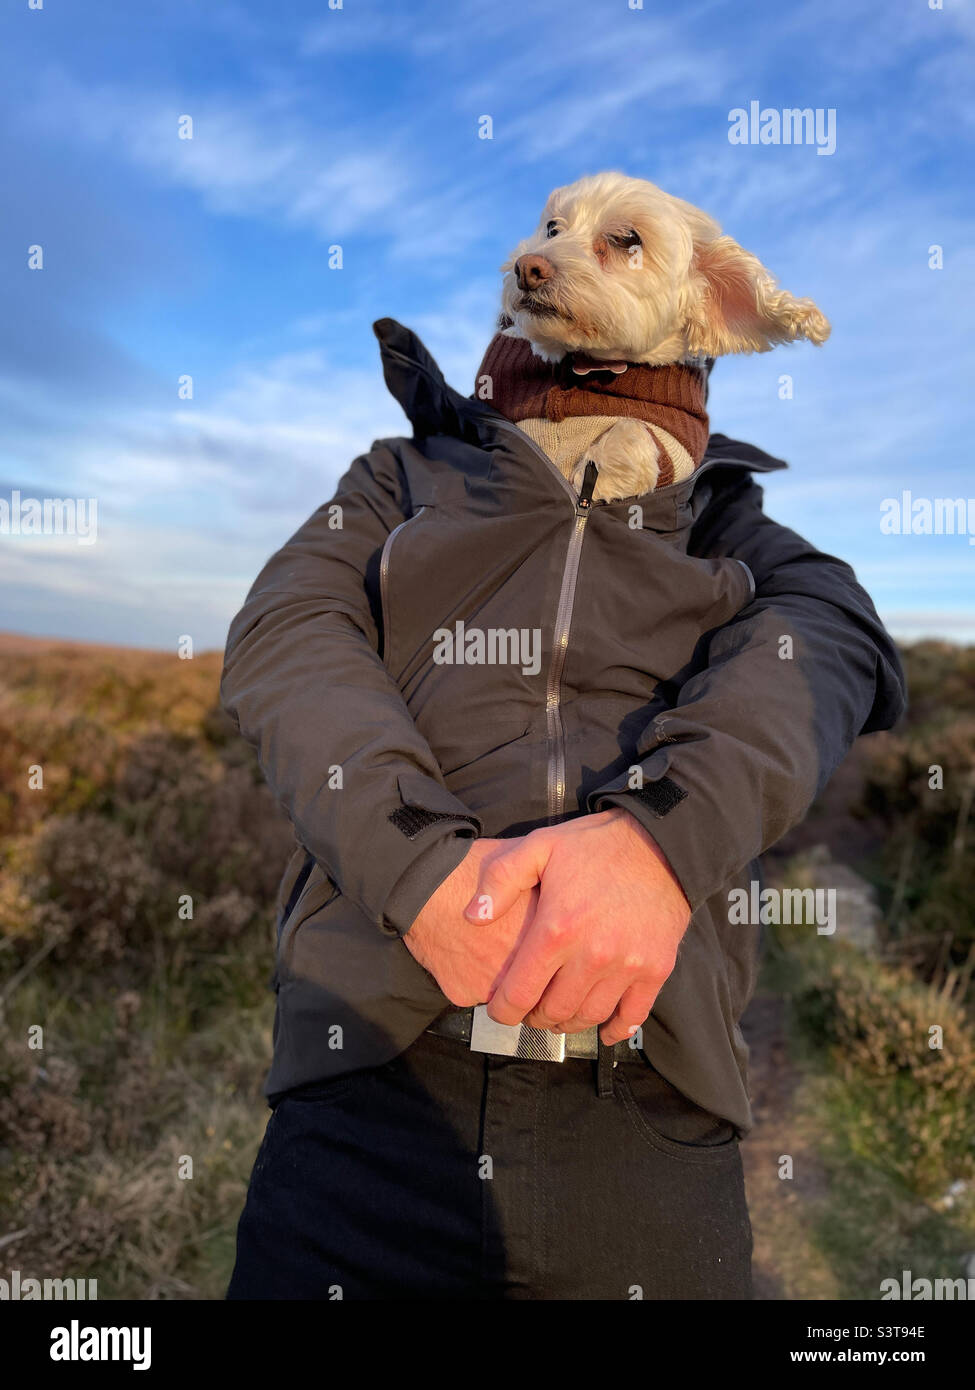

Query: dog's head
(499, 171), (830, 365)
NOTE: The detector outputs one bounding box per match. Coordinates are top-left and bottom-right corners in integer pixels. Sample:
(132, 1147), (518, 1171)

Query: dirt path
(740, 992), (838, 1300)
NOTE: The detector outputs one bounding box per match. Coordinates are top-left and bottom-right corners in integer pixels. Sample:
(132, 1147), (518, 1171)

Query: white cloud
(29, 68), (414, 240)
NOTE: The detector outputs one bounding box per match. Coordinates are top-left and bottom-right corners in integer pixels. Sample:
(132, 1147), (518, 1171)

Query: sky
(0, 0), (972, 650)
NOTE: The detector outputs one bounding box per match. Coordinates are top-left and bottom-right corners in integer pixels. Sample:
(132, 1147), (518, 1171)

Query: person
(221, 317), (906, 1300)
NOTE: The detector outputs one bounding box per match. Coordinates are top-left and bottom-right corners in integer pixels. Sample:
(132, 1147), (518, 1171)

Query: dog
(494, 171), (830, 502)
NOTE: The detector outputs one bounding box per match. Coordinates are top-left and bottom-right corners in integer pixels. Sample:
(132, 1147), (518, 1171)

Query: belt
(426, 1004), (625, 1063)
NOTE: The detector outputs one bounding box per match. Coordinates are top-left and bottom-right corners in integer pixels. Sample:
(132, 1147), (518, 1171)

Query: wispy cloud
(27, 69), (418, 240)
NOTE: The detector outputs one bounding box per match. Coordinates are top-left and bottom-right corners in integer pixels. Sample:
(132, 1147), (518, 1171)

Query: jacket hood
(372, 316), (788, 482)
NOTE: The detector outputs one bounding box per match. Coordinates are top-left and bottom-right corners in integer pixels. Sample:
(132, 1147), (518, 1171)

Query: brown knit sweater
(474, 331), (710, 487)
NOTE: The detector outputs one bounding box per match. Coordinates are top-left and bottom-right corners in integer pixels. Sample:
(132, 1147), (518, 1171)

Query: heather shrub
(24, 814), (169, 965)
(855, 643), (975, 1001)
(791, 942), (975, 1195)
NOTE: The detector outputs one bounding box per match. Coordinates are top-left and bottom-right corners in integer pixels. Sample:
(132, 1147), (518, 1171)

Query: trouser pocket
(614, 1058), (739, 1159)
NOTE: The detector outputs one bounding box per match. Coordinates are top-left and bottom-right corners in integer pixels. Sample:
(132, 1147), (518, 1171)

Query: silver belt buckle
(469, 1004), (567, 1061)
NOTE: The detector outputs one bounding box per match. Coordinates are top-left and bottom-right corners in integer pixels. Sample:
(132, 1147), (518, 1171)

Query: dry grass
(0, 633), (290, 1298)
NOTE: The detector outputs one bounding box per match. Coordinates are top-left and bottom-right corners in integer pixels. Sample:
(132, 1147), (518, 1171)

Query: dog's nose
(515, 254), (554, 290)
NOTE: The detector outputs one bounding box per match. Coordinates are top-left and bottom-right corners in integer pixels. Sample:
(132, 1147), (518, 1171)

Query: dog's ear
(684, 233), (830, 356)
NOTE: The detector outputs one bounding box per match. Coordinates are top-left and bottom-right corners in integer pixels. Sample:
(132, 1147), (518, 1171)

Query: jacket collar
(372, 317), (788, 496)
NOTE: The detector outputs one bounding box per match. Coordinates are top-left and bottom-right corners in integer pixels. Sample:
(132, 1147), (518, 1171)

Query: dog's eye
(609, 230), (642, 249)
(546, 220), (560, 238)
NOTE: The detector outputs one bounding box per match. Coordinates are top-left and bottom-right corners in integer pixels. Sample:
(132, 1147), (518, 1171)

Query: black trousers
(227, 1030), (753, 1300)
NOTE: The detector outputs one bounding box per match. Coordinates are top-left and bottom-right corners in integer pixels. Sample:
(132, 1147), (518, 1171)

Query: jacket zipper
(377, 398), (596, 824)
(545, 460), (598, 824)
(378, 336), (776, 825)
(379, 506), (427, 661)
(482, 418), (597, 820)
(484, 410), (599, 823)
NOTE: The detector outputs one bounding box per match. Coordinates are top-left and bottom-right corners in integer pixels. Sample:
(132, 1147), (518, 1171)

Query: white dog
(495, 172), (830, 501)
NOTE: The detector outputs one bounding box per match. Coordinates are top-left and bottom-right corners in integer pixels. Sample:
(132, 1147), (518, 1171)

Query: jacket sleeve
(585, 470), (908, 912)
(220, 440), (480, 937)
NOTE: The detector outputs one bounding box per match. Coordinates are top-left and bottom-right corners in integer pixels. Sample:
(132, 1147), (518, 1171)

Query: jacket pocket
(379, 505), (431, 667)
(735, 558), (756, 605)
(434, 716), (534, 779)
(272, 859), (341, 990)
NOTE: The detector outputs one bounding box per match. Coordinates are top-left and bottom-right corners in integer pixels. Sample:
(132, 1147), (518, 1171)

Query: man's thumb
(462, 841), (540, 923)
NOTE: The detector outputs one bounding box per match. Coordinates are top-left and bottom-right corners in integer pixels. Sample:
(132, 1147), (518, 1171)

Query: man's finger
(550, 976), (623, 1034)
(598, 981), (657, 1047)
(484, 907), (568, 1025)
(462, 835), (548, 924)
(526, 962), (610, 1032)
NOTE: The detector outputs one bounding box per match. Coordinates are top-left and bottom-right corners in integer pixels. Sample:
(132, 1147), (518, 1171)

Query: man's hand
(461, 808), (691, 1045)
(403, 838), (538, 1007)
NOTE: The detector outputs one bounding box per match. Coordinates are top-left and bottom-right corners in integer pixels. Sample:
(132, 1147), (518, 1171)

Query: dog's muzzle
(519, 297), (557, 318)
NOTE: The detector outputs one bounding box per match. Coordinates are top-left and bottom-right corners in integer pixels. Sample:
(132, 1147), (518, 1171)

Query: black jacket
(220, 317), (907, 1131)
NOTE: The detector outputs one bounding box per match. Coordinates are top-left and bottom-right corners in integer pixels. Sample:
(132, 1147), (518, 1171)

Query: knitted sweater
(474, 331), (710, 488)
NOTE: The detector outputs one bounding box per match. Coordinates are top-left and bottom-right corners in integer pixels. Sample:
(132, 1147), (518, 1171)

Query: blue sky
(0, 0), (972, 650)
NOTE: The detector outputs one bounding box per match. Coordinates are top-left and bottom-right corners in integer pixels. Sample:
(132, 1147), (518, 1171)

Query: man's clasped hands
(403, 807), (692, 1046)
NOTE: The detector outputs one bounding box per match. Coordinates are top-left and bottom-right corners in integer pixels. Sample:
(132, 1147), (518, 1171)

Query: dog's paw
(570, 420), (661, 501)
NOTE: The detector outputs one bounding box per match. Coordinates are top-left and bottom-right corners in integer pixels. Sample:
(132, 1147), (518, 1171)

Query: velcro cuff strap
(389, 806), (480, 840)
(616, 776), (688, 818)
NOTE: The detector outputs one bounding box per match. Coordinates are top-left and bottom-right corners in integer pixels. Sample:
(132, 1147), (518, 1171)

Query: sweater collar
(473, 331), (709, 446)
